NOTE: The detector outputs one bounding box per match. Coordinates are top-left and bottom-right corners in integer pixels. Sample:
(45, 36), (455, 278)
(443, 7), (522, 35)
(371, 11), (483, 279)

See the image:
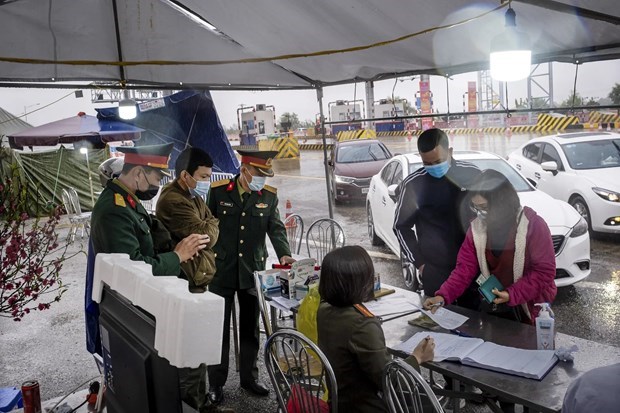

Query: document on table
(363, 293), (420, 318)
(420, 306), (468, 330)
(271, 296), (300, 313)
(394, 332), (558, 380)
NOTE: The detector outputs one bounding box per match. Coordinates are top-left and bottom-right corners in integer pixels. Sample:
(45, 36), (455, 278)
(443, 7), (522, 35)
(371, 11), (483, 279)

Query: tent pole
(316, 87), (334, 220)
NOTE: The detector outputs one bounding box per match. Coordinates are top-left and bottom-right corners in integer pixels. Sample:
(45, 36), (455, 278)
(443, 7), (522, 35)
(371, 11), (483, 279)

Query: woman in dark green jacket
(317, 246), (434, 413)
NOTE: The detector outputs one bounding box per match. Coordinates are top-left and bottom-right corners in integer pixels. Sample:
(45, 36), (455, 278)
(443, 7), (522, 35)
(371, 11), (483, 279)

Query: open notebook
(394, 332), (558, 380)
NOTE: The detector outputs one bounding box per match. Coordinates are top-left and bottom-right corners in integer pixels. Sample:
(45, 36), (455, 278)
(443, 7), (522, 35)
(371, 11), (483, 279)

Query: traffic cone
(407, 130), (412, 142)
(505, 127), (512, 137)
(284, 199), (296, 229)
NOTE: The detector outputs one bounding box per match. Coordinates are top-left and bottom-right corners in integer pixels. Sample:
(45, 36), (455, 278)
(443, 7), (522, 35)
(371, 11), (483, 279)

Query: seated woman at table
(317, 245), (435, 413)
(423, 169), (557, 324)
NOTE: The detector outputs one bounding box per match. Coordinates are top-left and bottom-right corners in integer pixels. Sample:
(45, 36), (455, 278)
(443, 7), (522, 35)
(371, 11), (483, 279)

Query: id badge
(476, 273), (489, 286)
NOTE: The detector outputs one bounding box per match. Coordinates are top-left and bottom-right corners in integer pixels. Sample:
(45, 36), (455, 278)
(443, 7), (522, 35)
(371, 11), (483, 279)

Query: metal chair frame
(383, 359), (444, 413)
(264, 328), (338, 413)
(284, 213), (304, 255)
(305, 218), (345, 264)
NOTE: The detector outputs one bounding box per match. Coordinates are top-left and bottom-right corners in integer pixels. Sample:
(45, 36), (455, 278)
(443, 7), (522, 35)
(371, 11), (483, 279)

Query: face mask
(248, 175), (266, 192)
(135, 170), (160, 201)
(424, 160), (451, 179)
(190, 180), (210, 198)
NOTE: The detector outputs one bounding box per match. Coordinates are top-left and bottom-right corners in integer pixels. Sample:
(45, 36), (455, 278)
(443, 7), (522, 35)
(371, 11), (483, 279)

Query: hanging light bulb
(490, 5), (532, 82)
(118, 94), (137, 120)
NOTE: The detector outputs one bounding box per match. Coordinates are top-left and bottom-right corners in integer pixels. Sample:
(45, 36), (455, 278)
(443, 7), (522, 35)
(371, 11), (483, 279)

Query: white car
(366, 151), (591, 288)
(507, 132), (620, 234)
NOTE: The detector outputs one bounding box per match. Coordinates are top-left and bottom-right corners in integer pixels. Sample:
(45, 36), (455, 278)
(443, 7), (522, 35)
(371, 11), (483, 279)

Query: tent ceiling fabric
(0, 0), (618, 89)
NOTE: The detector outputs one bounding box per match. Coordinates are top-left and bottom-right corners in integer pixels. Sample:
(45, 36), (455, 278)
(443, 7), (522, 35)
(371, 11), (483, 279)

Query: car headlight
(592, 187), (620, 202)
(335, 175), (355, 184)
(570, 216), (589, 238)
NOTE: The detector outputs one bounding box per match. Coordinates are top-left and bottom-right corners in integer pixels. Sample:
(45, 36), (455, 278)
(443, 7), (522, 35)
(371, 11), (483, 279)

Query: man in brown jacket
(156, 147), (233, 413)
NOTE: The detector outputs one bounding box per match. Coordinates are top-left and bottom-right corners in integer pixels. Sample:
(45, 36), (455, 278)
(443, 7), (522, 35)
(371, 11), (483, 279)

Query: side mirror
(388, 184), (398, 201)
(541, 161), (559, 176)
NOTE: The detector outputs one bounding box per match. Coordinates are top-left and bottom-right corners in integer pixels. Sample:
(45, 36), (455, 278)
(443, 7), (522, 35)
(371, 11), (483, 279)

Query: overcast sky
(1, 60), (618, 129)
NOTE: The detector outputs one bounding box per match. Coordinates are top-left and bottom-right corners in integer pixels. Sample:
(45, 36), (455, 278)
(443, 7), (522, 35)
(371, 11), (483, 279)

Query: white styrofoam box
(92, 253), (225, 368)
(92, 254), (131, 303)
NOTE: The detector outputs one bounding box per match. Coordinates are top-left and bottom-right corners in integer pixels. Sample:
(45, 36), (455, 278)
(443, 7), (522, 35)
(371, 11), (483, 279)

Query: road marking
(274, 174), (325, 180)
(367, 250), (399, 261)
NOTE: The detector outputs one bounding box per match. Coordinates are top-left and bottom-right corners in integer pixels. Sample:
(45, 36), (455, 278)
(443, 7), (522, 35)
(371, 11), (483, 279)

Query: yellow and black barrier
(298, 143), (334, 151)
(257, 137), (300, 159)
(336, 129), (377, 141)
(588, 112), (620, 125)
(535, 114), (579, 131)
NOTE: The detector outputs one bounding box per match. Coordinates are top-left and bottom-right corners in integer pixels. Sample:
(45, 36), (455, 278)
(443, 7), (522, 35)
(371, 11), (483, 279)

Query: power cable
(0, 90), (78, 125)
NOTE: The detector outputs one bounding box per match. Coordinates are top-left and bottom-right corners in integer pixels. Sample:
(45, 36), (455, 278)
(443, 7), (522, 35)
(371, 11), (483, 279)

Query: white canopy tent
(0, 0), (618, 89)
(1, 0), (618, 217)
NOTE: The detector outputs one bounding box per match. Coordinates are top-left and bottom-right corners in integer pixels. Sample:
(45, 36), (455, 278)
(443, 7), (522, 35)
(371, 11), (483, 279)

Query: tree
(608, 83), (620, 104)
(279, 112), (301, 131)
(0, 166), (78, 321)
(559, 92), (585, 108)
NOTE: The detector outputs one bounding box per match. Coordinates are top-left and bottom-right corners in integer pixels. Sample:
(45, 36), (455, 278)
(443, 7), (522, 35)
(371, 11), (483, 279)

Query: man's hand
(412, 336), (435, 364)
(492, 288), (510, 305)
(422, 296), (445, 314)
(174, 233), (209, 263)
(280, 255), (296, 265)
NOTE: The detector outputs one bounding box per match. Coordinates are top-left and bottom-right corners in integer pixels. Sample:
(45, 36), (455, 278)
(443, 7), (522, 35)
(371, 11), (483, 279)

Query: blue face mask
(248, 175), (266, 192)
(190, 180), (210, 198)
(425, 160), (451, 179)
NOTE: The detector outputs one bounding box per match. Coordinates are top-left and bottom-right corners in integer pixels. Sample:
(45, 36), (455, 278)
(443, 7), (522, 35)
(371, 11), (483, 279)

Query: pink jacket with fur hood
(435, 206), (557, 323)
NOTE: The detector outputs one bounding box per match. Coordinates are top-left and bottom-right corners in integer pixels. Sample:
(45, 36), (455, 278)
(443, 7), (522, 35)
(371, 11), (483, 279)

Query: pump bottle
(535, 303), (555, 350)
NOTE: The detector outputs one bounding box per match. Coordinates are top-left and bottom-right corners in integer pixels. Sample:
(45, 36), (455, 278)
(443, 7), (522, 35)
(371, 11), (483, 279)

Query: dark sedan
(328, 139), (392, 204)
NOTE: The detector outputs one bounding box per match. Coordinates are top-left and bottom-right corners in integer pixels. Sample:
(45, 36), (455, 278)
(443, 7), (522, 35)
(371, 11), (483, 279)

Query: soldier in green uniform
(207, 150), (295, 404)
(90, 143), (209, 269)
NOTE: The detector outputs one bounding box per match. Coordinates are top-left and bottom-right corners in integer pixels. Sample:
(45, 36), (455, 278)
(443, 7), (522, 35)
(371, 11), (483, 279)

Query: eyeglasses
(470, 203), (489, 215)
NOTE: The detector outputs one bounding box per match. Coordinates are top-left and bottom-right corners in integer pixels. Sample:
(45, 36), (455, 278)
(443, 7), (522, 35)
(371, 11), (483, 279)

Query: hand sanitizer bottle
(535, 303), (555, 350)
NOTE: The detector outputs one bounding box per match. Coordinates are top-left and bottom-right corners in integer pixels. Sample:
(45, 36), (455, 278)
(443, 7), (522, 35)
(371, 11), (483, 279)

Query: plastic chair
(305, 218), (345, 264)
(61, 187), (91, 241)
(383, 359), (444, 413)
(284, 214), (305, 255)
(264, 328), (338, 413)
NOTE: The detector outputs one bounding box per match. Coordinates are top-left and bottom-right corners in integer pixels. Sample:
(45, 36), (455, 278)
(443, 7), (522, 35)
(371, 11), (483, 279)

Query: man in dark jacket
(207, 150), (294, 405)
(393, 128), (481, 305)
(156, 147), (233, 412)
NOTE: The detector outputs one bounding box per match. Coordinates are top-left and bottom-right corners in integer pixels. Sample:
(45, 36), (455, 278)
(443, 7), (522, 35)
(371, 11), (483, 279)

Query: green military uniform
(156, 180), (220, 292)
(207, 175), (291, 387)
(317, 302), (421, 413)
(90, 178), (180, 274)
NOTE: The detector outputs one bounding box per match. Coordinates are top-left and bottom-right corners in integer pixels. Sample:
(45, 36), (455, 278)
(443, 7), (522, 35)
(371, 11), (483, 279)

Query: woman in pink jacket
(423, 169), (557, 324)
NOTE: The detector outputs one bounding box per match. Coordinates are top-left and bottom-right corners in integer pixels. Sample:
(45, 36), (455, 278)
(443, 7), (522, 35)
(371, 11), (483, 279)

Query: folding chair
(383, 359), (444, 413)
(264, 329), (338, 413)
(284, 214), (304, 255)
(306, 218), (345, 264)
(61, 187), (91, 241)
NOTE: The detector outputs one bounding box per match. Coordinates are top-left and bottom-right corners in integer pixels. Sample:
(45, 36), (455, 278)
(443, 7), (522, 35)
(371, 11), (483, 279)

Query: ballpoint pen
(450, 329), (472, 338)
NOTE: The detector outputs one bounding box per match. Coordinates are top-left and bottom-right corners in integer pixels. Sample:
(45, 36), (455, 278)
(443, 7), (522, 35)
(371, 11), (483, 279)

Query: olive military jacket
(207, 176), (291, 290)
(317, 302), (421, 413)
(90, 179), (180, 275)
(156, 180), (220, 291)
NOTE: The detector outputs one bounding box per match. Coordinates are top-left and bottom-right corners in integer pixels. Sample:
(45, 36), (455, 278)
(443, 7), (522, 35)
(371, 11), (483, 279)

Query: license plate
(362, 187), (369, 194)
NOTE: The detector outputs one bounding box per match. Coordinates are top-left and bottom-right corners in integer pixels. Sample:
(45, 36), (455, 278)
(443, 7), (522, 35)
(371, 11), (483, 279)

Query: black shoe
(208, 386), (224, 405)
(240, 380), (270, 396)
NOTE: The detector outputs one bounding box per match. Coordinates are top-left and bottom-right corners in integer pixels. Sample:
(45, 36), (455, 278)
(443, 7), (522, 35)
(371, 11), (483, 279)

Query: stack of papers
(394, 332), (558, 380)
(363, 293), (420, 319)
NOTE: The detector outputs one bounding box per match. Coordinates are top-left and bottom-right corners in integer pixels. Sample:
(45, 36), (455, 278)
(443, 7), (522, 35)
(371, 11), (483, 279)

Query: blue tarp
(96, 90), (239, 174)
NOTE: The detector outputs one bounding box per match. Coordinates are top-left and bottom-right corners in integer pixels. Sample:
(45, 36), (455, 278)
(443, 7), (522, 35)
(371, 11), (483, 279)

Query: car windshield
(336, 143), (391, 163)
(408, 158), (533, 192)
(561, 139), (620, 170)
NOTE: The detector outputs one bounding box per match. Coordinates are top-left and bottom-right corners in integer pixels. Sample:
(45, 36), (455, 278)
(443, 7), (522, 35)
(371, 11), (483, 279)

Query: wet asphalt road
(1, 134), (618, 413)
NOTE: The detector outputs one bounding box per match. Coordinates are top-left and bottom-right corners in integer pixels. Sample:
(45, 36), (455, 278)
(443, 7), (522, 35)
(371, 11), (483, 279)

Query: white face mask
(243, 168), (266, 191)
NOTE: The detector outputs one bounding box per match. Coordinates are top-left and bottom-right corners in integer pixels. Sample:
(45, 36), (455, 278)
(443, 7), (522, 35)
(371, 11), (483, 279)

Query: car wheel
(569, 195), (592, 231)
(367, 204), (384, 246)
(331, 184), (343, 205)
(401, 251), (420, 292)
